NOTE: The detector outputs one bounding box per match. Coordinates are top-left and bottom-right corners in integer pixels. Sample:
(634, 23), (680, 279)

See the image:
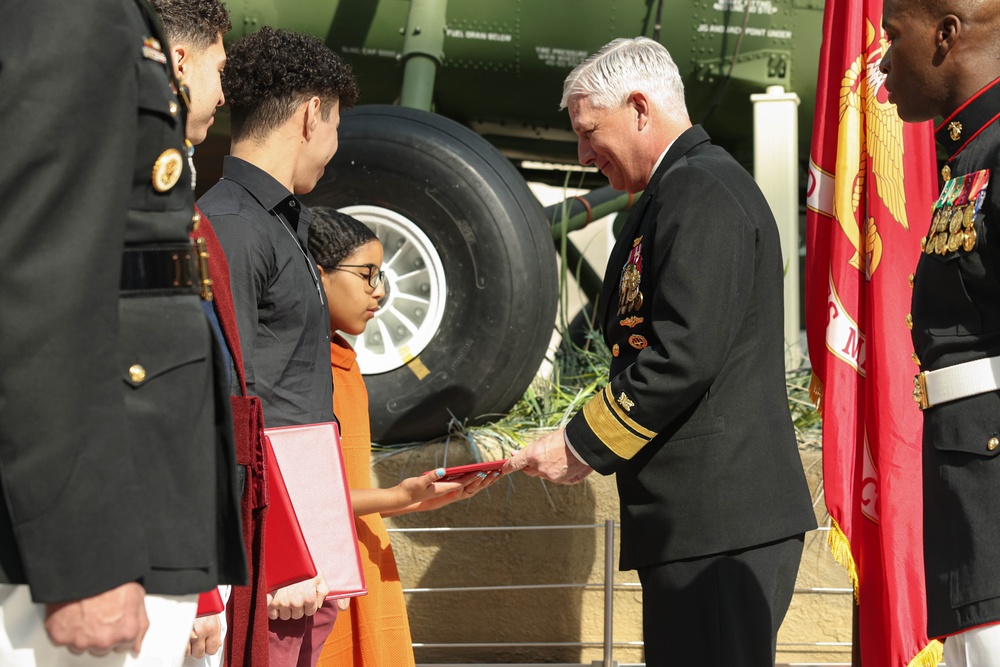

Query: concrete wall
(374, 439), (852, 665)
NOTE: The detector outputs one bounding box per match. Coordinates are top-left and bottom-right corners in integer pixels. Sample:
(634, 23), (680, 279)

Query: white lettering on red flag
(825, 272), (866, 376)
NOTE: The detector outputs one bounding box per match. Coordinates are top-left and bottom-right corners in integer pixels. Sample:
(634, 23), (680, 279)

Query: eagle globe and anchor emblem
(827, 19), (910, 282)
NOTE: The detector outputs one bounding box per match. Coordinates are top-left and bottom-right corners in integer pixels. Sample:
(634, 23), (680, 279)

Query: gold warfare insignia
(618, 237), (644, 316)
(948, 121), (963, 142)
(612, 344), (620, 357)
(152, 148), (183, 192)
(617, 392), (635, 413)
(620, 316), (644, 328)
(628, 334), (648, 350)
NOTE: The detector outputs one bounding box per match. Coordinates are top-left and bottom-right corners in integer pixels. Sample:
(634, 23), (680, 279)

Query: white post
(751, 85), (801, 368)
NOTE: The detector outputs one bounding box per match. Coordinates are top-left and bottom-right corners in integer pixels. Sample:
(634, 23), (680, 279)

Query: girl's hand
(399, 470), (503, 514)
(393, 468), (474, 506)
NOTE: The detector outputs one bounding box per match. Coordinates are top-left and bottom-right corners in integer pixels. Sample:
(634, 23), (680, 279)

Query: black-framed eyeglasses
(333, 263), (385, 289)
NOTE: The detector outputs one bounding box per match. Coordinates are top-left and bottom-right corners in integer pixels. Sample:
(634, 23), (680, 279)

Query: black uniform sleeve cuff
(566, 385), (657, 474)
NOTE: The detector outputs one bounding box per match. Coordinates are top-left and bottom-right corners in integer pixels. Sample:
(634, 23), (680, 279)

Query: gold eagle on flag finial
(834, 19), (907, 278)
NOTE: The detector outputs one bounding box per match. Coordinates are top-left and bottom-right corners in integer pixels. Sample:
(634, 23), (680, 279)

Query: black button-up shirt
(198, 156), (334, 426)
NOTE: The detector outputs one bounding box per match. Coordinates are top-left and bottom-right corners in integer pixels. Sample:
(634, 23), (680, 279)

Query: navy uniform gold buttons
(941, 164), (951, 181)
(129, 364), (147, 383)
(905, 314), (913, 330)
(908, 273), (915, 288)
(988, 437), (999, 452)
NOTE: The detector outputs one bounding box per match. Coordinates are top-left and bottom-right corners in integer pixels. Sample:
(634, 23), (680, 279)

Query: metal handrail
(393, 521), (853, 666)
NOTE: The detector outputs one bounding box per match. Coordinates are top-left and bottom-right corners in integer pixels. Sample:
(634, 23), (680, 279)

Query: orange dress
(318, 336), (416, 667)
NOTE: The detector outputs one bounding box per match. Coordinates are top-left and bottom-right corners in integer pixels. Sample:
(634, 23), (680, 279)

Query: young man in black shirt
(197, 26), (359, 667)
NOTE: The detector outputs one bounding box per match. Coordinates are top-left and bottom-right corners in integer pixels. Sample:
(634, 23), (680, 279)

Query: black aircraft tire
(307, 105), (558, 444)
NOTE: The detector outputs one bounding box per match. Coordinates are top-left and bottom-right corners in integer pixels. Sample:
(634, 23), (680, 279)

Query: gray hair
(560, 37), (688, 121)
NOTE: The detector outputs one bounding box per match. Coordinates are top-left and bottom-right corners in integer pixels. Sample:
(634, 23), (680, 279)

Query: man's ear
(302, 96), (322, 140)
(171, 45), (186, 81)
(629, 91), (651, 131)
(937, 15), (962, 56)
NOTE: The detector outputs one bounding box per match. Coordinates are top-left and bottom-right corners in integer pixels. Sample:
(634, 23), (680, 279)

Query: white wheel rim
(337, 204), (448, 375)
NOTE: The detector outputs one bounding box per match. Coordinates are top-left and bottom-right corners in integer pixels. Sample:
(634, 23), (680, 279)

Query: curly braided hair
(308, 207), (378, 271)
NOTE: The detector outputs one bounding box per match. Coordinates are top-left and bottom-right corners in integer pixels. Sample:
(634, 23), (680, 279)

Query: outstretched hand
(384, 468), (499, 515)
(405, 469), (502, 513)
(393, 467), (475, 504)
(502, 428), (593, 484)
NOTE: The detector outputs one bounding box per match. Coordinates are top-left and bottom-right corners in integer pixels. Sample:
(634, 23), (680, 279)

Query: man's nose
(879, 51), (891, 75)
(578, 140), (595, 166)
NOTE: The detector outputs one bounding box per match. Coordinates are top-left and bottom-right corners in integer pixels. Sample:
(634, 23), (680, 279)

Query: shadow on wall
(374, 443), (599, 664)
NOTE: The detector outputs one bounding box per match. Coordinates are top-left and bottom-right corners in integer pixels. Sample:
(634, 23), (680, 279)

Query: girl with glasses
(308, 207), (498, 667)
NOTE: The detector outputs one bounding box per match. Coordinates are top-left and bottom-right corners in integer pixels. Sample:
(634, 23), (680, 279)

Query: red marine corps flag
(805, 0), (940, 665)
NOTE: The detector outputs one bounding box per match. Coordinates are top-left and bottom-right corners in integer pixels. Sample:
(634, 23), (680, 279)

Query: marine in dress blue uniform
(910, 77), (1000, 641)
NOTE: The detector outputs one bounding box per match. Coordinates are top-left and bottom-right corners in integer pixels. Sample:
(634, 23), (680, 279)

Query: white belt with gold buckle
(913, 356), (1000, 410)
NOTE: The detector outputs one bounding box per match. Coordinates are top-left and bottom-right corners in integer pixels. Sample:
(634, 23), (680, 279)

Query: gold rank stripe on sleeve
(581, 385), (657, 460)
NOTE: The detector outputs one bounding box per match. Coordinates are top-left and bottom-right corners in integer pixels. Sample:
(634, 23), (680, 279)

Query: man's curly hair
(224, 27), (360, 142)
(149, 0), (231, 51)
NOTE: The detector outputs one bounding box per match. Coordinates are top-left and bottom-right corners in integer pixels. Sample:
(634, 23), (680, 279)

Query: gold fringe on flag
(906, 640), (943, 667)
(828, 516), (859, 602)
(828, 517), (944, 667)
(809, 372), (824, 416)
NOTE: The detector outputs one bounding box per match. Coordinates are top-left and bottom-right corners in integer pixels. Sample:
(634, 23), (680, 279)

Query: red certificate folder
(263, 435), (318, 592)
(264, 422), (367, 601)
(196, 588), (225, 617)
